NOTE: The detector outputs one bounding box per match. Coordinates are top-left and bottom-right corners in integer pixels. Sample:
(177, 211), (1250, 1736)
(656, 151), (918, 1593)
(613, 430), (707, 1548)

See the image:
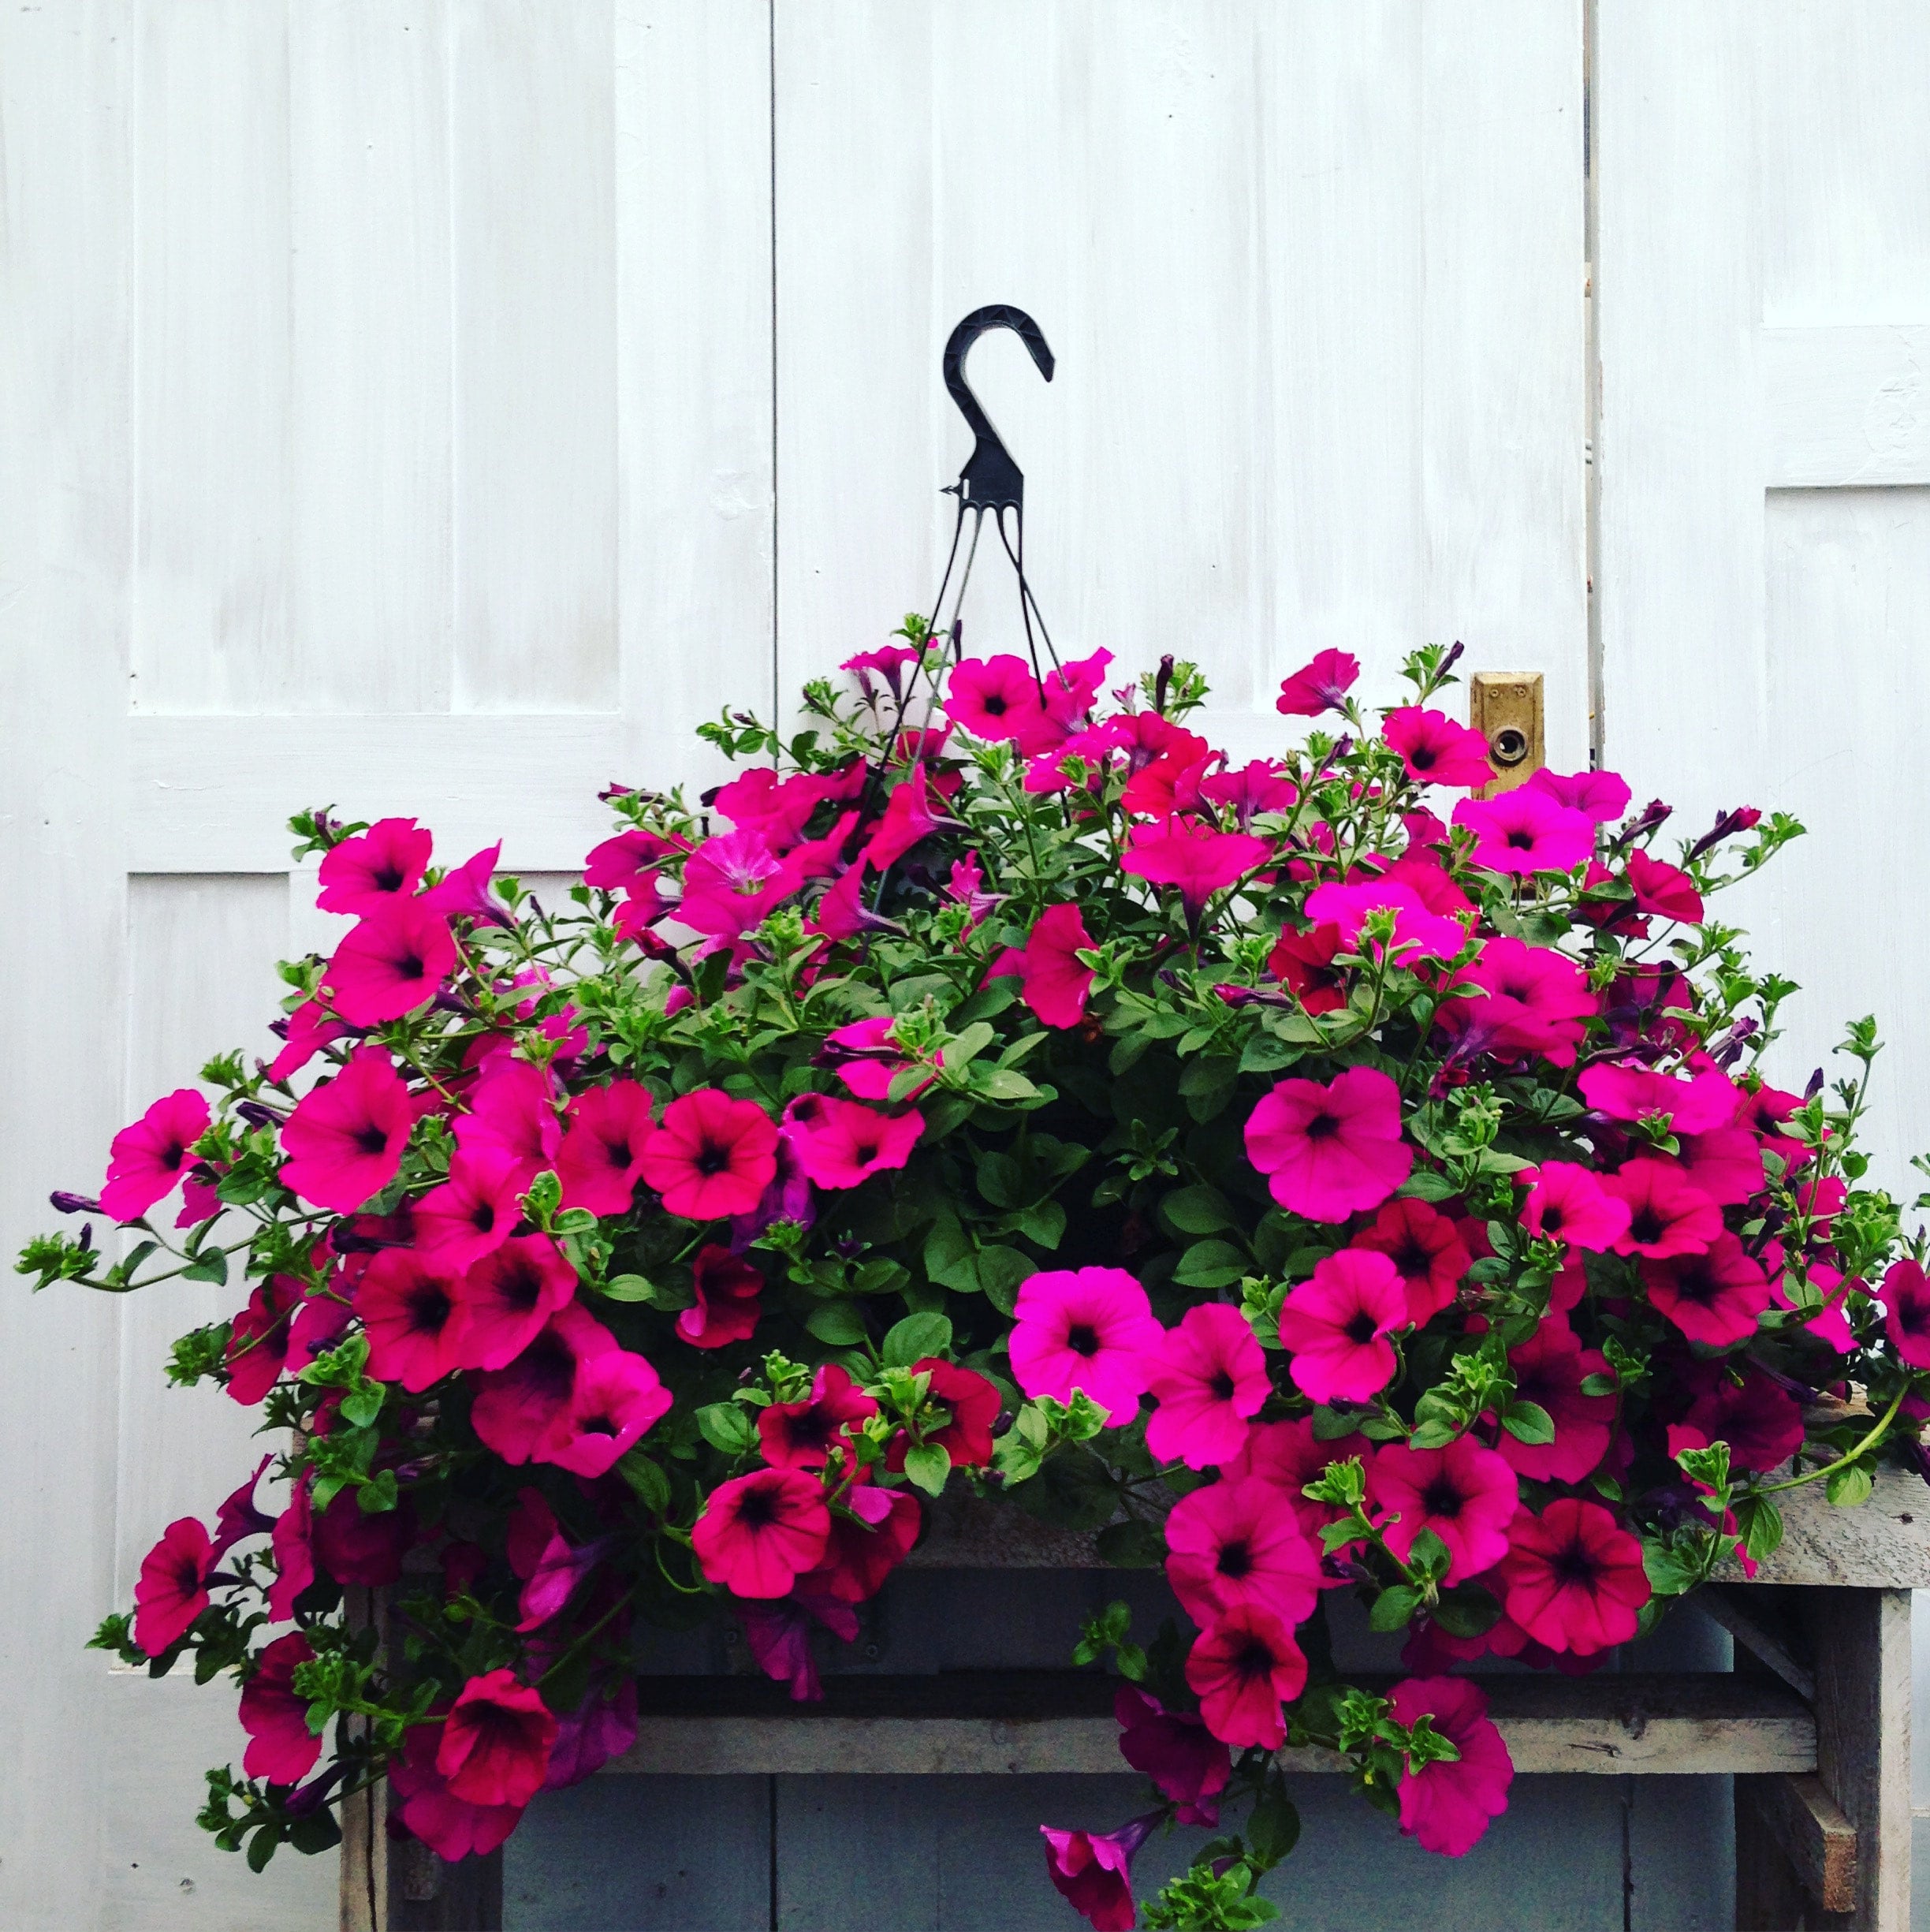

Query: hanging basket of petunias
(24, 629), (1930, 1926)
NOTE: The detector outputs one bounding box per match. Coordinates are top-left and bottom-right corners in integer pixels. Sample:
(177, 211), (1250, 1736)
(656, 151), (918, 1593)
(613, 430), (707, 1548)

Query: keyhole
(1489, 726), (1529, 767)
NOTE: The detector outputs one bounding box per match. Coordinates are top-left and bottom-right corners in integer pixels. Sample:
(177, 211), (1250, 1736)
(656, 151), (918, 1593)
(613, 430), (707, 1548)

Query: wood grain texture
(1710, 1465), (1930, 1590)
(1742, 1773), (1859, 1915)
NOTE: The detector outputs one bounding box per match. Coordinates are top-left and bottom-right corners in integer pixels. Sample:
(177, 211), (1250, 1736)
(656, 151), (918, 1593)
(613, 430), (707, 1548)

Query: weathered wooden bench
(342, 1466), (1928, 1931)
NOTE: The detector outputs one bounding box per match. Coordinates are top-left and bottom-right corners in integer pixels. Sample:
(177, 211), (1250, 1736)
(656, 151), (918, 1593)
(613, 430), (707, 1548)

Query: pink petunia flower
(1162, 1476), (1322, 1629)
(471, 1304), (617, 1464)
(584, 826), (684, 893)
(542, 1680), (640, 1791)
(782, 1093), (923, 1191)
(1885, 1259), (1930, 1369)
(1123, 818), (1270, 917)
(1225, 1415), (1370, 1541)
(1276, 1249), (1408, 1403)
(641, 1089), (778, 1221)
(437, 1670), (559, 1810)
(758, 1363), (879, 1471)
(421, 843), (514, 930)
(1675, 1360), (1805, 1472)
(454, 1059), (561, 1192)
(543, 1348), (672, 1477)
(692, 1468), (831, 1598)
(1304, 878), (1470, 964)
(389, 1722), (524, 1861)
(134, 1517), (214, 1655)
(676, 1244), (766, 1349)
(677, 829), (807, 939)
(947, 655), (1047, 744)
(1199, 759), (1298, 826)
(267, 998), (350, 1083)
(859, 771), (943, 873)
(1388, 1677), (1514, 1857)
(552, 1080), (654, 1217)
(355, 1249), (470, 1391)
(239, 1632), (322, 1785)
(1497, 1499), (1650, 1654)
(1185, 1603), (1307, 1750)
(266, 1483), (316, 1621)
(1008, 1267), (1165, 1420)
(313, 1486), (415, 1587)
(1039, 1815), (1160, 1932)
(1499, 1319), (1616, 1483)
(322, 898), (457, 1026)
(1526, 766), (1632, 824)
(413, 1144), (525, 1271)
(1384, 707), (1496, 789)
(1602, 1158), (1722, 1259)
(451, 1233), (578, 1372)
(278, 1047), (415, 1213)
(1144, 1304), (1272, 1468)
(1245, 1066), (1413, 1222)
(102, 1088), (214, 1222)
(1113, 1686), (1231, 1826)
(316, 817), (433, 916)
(1268, 922), (1348, 1015)
(1351, 1198), (1473, 1323)
(1275, 649), (1360, 718)
(1452, 789), (1596, 877)
(1626, 849), (1704, 923)
(1445, 938), (1597, 1065)
(801, 1479), (922, 1605)
(1579, 1060), (1738, 1135)
(1520, 1161), (1632, 1253)
(1368, 1437), (1518, 1582)
(1019, 901), (1097, 1028)
(225, 1274), (300, 1405)
(1642, 1233), (1772, 1347)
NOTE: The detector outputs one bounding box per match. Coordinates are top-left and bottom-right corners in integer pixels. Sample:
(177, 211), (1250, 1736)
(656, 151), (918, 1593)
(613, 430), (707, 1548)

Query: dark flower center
(1209, 1369), (1237, 1401)
(1626, 1206), (1664, 1244)
(495, 1256), (542, 1314)
(1216, 1539), (1254, 1580)
(851, 1141), (880, 1164)
(1303, 1110), (1340, 1142)
(519, 1333), (576, 1401)
(1552, 1539), (1602, 1588)
(468, 1200), (497, 1234)
(982, 692), (1009, 717)
(602, 1136), (633, 1169)
(1066, 1322), (1101, 1358)
(355, 1123), (391, 1157)
(161, 1141), (185, 1168)
(1410, 745), (1437, 770)
(1505, 828), (1538, 851)
(1392, 1238), (1432, 1277)
(1233, 1638), (1278, 1683)
(784, 1408), (836, 1451)
(579, 1411), (616, 1437)
(1343, 1310), (1379, 1345)
(695, 1139), (732, 1177)
(1539, 1202), (1566, 1233)
(736, 1486), (778, 1531)
(407, 1284), (454, 1334)
(396, 950), (426, 978)
(373, 865), (404, 891)
(1421, 1475), (1466, 1519)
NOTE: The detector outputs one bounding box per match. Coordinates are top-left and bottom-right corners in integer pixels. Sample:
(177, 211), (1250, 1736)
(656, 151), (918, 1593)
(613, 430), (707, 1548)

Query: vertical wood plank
(453, 0), (618, 714)
(131, 0), (292, 713)
(289, 0), (455, 714)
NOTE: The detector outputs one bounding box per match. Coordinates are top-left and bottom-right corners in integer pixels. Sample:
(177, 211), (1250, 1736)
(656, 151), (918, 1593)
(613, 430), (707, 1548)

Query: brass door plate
(1470, 671), (1545, 795)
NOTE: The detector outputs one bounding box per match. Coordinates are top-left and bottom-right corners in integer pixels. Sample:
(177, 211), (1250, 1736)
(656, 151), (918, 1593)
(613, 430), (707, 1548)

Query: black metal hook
(941, 304), (1055, 515)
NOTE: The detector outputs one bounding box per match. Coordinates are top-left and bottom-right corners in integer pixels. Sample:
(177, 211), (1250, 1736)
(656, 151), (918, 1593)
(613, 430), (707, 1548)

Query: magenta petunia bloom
(1277, 1249), (1407, 1403)
(1368, 1437), (1518, 1582)
(454, 1058), (561, 1192)
(1643, 1233), (1772, 1347)
(313, 1486), (416, 1587)
(1579, 1060), (1737, 1135)
(515, 1529), (612, 1632)
(900, 1359), (1001, 1469)
(1162, 1476), (1322, 1629)
(1452, 789), (1596, 877)
(691, 1468), (831, 1598)
(542, 1680), (640, 1791)
(390, 1722), (525, 1860)
(322, 897), (457, 1027)
(1498, 1499), (1650, 1654)
(1304, 878), (1470, 964)
(278, 1046), (414, 1213)
(134, 1517), (214, 1655)
(1448, 937), (1597, 1065)
(1245, 1065), (1412, 1222)
(451, 1234), (578, 1372)
(543, 1348), (671, 1477)
(584, 826), (683, 893)
(1884, 1259), (1930, 1368)
(640, 1089), (778, 1221)
(1388, 1677), (1514, 1857)
(1384, 707), (1496, 788)
(677, 828), (807, 939)
(1268, 921), (1348, 1015)
(758, 1363), (879, 1471)
(413, 1144), (525, 1271)
(1500, 1319), (1616, 1483)
(1123, 818), (1270, 916)
(859, 770), (943, 873)
(316, 816), (433, 916)
(1276, 648), (1360, 718)
(1225, 1415), (1369, 1540)
(1626, 849), (1703, 923)
(1677, 1360), (1805, 1471)
(1200, 759), (1298, 825)
(239, 1632), (322, 1785)
(266, 997), (350, 1083)
(803, 1480), (922, 1604)
(101, 1088), (211, 1222)
(225, 1274), (300, 1405)
(1039, 1814), (1160, 1932)
(1185, 1602), (1307, 1750)
(676, 1244), (766, 1349)
(1008, 1267), (1165, 1420)
(1526, 766), (1632, 824)
(556, 1080), (654, 1214)
(211, 1455), (276, 1561)
(1520, 1160), (1631, 1253)
(782, 1093), (923, 1191)
(1019, 901), (1097, 1028)
(419, 841), (515, 930)
(1602, 1158), (1722, 1259)
(947, 654), (1046, 743)
(436, 1669), (559, 1810)
(471, 1304), (618, 1464)
(1351, 1198), (1472, 1323)
(1144, 1304), (1272, 1469)
(356, 1248), (469, 1391)
(266, 1483), (315, 1621)
(1114, 1686), (1231, 1826)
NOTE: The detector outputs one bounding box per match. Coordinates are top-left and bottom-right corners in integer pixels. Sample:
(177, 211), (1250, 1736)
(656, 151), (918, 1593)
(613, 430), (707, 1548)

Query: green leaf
(617, 1449), (671, 1514)
(1826, 1463), (1875, 1509)
(1429, 1583), (1502, 1639)
(945, 1020), (997, 1069)
(973, 1068), (1041, 1103)
(882, 1311), (953, 1369)
(803, 1301), (868, 1347)
(1501, 1400), (1556, 1445)
(976, 1246), (1033, 1315)
(1368, 1585), (1423, 1633)
(1578, 1372), (1619, 1397)
(338, 1384), (385, 1430)
(975, 1151), (1025, 1209)
(598, 1273), (667, 1304)
(1161, 1185), (1237, 1236)
(1095, 1518), (1168, 1569)
(1014, 1199), (1067, 1249)
(1732, 1492), (1784, 1561)
(901, 1442), (952, 1497)
(1172, 1239), (1250, 1289)
(1246, 1787), (1301, 1867)
(1395, 1169), (1459, 1203)
(695, 1401), (759, 1455)
(180, 1250), (229, 1286)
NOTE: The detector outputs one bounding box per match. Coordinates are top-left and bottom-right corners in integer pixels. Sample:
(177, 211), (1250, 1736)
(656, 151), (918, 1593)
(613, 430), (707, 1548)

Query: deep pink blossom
(1643, 1233), (1772, 1346)
(782, 1093), (923, 1191)
(316, 816), (434, 914)
(421, 843), (513, 929)
(322, 898), (456, 1026)
(1039, 1815), (1159, 1932)
(1677, 1361), (1805, 1471)
(1453, 789), (1596, 876)
(713, 763), (848, 847)
(1581, 1060), (1738, 1136)
(225, 1274), (300, 1404)
(211, 1455), (275, 1561)
(471, 1304), (618, 1464)
(677, 1244), (766, 1349)
(803, 1480), (922, 1603)
(1277, 1249), (1408, 1403)
(677, 829), (806, 938)
(543, 1349), (671, 1476)
(1526, 766), (1632, 824)
(1603, 1158), (1722, 1259)
(1199, 759), (1297, 825)
(823, 1015), (941, 1102)
(239, 1632), (322, 1785)
(390, 1722), (524, 1860)
(1446, 938), (1597, 1064)
(542, 1680), (640, 1789)
(267, 998), (350, 1081)
(1498, 1500), (1650, 1654)
(1185, 1603), (1306, 1750)
(553, 1081), (654, 1215)
(1225, 1415), (1369, 1540)
(413, 1145), (524, 1271)
(947, 655), (1047, 743)
(134, 1517), (213, 1655)
(451, 1234), (579, 1372)
(1114, 1686), (1231, 1826)
(454, 1059), (561, 1192)
(1123, 818), (1269, 916)
(1885, 1259), (1930, 1368)
(641, 1089), (778, 1221)
(1144, 1304), (1272, 1468)
(102, 1088), (212, 1221)
(584, 826), (684, 893)
(278, 1047), (414, 1213)
(1384, 707), (1496, 788)
(266, 1483), (315, 1621)
(1163, 1476), (1322, 1628)
(1245, 1066), (1412, 1221)
(1008, 1267), (1164, 1419)
(355, 1249), (469, 1391)
(1351, 1198), (1472, 1323)
(514, 1530), (611, 1632)
(1626, 849), (1704, 923)
(1500, 1320), (1616, 1483)
(436, 1670), (558, 1810)
(1521, 1161), (1633, 1253)
(1019, 902), (1097, 1028)
(1369, 1437), (1518, 1581)
(1388, 1677), (1513, 1856)
(692, 1468), (831, 1598)
(312, 1486), (415, 1586)
(1276, 649), (1359, 717)
(1304, 878), (1469, 964)
(1268, 922), (1348, 1014)
(859, 771), (942, 871)
(758, 1363), (879, 1471)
